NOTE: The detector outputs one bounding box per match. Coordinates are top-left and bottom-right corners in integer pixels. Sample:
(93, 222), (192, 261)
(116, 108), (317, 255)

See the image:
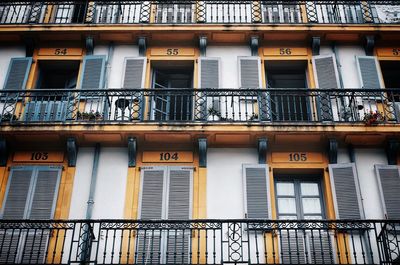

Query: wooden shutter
(375, 165), (400, 219)
(3, 57), (32, 90)
(122, 58), (147, 88)
(139, 167), (166, 219)
(356, 56), (383, 89)
(279, 230), (306, 264)
(1, 167), (34, 219)
(243, 164), (270, 219)
(199, 57), (220, 88)
(79, 55), (106, 89)
(238, 57), (262, 88)
(167, 167), (192, 219)
(329, 163), (364, 219)
(307, 231), (334, 264)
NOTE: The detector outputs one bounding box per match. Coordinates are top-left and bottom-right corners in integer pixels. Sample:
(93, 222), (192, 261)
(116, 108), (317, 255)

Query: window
(275, 178), (325, 220)
(151, 61), (194, 121)
(137, 166), (193, 264)
(0, 166), (62, 263)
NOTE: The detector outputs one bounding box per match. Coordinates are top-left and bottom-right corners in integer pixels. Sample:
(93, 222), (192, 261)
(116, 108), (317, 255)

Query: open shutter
(375, 165), (400, 219)
(238, 57), (261, 88)
(329, 163), (364, 219)
(243, 164), (270, 219)
(122, 58), (147, 88)
(312, 54), (340, 121)
(79, 55), (106, 89)
(356, 56), (383, 89)
(166, 167), (192, 264)
(3, 58), (32, 90)
(198, 58), (220, 120)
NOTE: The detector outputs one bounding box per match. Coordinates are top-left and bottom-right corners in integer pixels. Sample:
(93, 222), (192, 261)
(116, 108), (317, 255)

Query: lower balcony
(1, 88), (400, 126)
(0, 219), (399, 264)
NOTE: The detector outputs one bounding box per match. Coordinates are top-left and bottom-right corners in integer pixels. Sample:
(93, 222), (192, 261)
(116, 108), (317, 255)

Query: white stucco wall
(207, 46), (251, 89)
(0, 46), (26, 89)
(337, 148), (351, 164)
(69, 147), (95, 219)
(108, 45), (139, 88)
(336, 45), (366, 88)
(207, 148), (257, 219)
(354, 148), (387, 219)
(92, 147), (128, 219)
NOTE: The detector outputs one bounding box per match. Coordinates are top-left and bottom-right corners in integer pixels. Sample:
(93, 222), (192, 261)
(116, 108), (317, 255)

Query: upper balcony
(0, 0), (399, 26)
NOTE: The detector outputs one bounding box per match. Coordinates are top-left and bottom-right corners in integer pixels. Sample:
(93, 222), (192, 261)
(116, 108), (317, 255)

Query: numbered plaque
(13, 151), (64, 163)
(142, 151), (193, 163)
(150, 48), (195, 56)
(263, 47), (308, 56)
(376, 47), (400, 57)
(272, 152), (323, 163)
(38, 48), (83, 56)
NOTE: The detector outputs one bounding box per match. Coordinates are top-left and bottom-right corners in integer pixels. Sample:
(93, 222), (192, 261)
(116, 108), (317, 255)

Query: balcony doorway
(265, 60), (310, 121)
(380, 60), (400, 120)
(151, 61), (193, 121)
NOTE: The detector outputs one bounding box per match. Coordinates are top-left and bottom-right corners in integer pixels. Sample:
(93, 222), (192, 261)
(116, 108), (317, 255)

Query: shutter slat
(123, 58), (146, 88)
(243, 165), (270, 219)
(375, 165), (400, 219)
(329, 164), (363, 219)
(3, 58), (32, 90)
(356, 56), (382, 88)
(29, 168), (61, 219)
(140, 169), (165, 219)
(21, 230), (50, 264)
(2, 169), (33, 219)
(80, 55), (106, 89)
(308, 231), (334, 264)
(239, 57), (261, 88)
(166, 231), (190, 264)
(280, 230), (306, 264)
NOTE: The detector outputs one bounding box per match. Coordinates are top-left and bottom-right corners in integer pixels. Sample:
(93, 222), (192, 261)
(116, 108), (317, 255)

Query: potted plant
(0, 112), (18, 122)
(249, 113), (259, 121)
(363, 110), (385, 126)
(77, 111), (103, 121)
(207, 107), (221, 121)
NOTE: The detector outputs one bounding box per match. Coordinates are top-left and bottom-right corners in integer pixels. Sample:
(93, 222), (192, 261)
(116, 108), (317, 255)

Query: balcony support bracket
(138, 37), (147, 57)
(311, 37), (321, 56)
(199, 36), (207, 57)
(86, 36), (94, 56)
(328, 138), (338, 164)
(67, 137), (77, 167)
(386, 139), (399, 165)
(258, 138), (268, 164)
(0, 138), (7, 167)
(365, 35), (375, 56)
(199, 138), (207, 168)
(250, 36), (259, 56)
(128, 137), (137, 167)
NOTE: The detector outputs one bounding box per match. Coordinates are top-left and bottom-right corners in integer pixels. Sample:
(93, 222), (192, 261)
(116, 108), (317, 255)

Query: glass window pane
(304, 215), (323, 220)
(300, 183), (319, 196)
(276, 182), (295, 196)
(302, 198), (322, 214)
(279, 215), (298, 220)
(278, 198), (297, 214)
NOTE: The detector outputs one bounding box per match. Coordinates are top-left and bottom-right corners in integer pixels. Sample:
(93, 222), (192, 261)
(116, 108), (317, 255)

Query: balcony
(0, 88), (400, 126)
(0, 1), (399, 25)
(0, 219), (399, 264)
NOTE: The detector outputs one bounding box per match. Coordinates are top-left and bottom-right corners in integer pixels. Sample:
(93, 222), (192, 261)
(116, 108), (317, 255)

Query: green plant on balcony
(249, 113), (259, 121)
(363, 110), (385, 126)
(77, 110), (103, 121)
(0, 112), (18, 122)
(207, 107), (221, 121)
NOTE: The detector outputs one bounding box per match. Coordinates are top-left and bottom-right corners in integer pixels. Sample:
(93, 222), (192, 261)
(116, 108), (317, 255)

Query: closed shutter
(122, 58), (147, 88)
(329, 163), (364, 219)
(307, 231), (334, 264)
(243, 164), (270, 219)
(279, 230), (306, 264)
(312, 54), (340, 121)
(198, 58), (220, 120)
(356, 56), (383, 89)
(238, 57), (262, 88)
(3, 58), (32, 90)
(79, 55), (106, 89)
(375, 165), (400, 219)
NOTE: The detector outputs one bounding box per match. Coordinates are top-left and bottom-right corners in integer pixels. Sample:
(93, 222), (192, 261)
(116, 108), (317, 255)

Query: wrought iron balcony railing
(0, 1), (399, 25)
(1, 88), (400, 125)
(0, 219), (399, 264)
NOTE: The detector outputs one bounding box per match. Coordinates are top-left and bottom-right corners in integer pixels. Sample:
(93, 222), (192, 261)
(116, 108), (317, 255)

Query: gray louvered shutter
(280, 230), (306, 264)
(307, 231), (334, 264)
(1, 168), (34, 219)
(199, 58), (220, 120)
(243, 164), (270, 219)
(375, 165), (400, 219)
(356, 56), (382, 89)
(139, 167), (165, 219)
(79, 55), (106, 89)
(239, 57), (261, 88)
(312, 55), (340, 121)
(3, 57), (32, 90)
(122, 58), (146, 88)
(329, 163), (364, 219)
